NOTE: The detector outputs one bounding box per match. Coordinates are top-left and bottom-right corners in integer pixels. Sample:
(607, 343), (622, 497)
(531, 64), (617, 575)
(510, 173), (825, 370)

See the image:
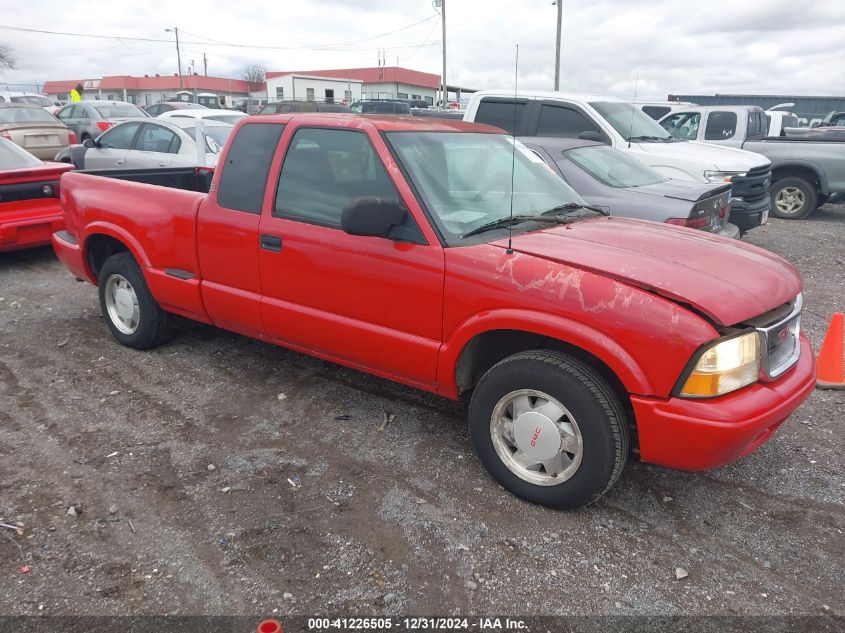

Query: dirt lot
(0, 208), (843, 620)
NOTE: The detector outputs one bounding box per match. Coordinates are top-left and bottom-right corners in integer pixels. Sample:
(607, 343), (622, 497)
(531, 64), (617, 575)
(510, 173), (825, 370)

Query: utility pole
(435, 0), (447, 109)
(553, 0), (562, 90)
(203, 52), (208, 76)
(165, 27), (183, 89)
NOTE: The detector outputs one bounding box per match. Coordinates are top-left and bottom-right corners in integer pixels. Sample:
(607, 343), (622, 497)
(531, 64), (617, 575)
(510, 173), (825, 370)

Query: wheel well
(86, 234), (130, 281)
(455, 329), (630, 407)
(772, 166), (823, 194)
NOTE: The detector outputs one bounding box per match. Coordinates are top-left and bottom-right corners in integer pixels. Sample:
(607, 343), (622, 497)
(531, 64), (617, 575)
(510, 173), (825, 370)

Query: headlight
(679, 331), (760, 398)
(704, 170), (746, 183)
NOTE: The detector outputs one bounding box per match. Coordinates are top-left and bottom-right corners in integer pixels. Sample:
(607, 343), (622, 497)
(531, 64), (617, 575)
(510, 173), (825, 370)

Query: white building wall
(265, 75), (362, 103)
(361, 82), (436, 104)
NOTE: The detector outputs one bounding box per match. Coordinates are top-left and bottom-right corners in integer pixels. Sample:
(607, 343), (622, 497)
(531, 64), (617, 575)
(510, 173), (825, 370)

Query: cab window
(274, 128), (403, 228)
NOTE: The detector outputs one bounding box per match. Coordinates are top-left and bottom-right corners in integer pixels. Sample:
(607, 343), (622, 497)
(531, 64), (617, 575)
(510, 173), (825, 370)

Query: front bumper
(632, 334), (815, 470)
(0, 199), (64, 252)
(729, 194), (770, 233)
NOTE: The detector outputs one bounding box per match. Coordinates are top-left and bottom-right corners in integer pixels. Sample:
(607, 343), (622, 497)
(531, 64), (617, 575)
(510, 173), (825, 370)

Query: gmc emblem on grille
(776, 326), (789, 345)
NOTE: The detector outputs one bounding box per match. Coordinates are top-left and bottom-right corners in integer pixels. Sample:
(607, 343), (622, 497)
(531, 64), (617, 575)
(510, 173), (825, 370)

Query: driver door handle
(260, 234), (282, 252)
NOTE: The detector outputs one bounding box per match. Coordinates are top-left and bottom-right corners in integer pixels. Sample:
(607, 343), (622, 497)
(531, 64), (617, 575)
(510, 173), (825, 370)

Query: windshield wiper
(541, 202), (610, 217)
(461, 214), (565, 239)
(626, 134), (668, 142)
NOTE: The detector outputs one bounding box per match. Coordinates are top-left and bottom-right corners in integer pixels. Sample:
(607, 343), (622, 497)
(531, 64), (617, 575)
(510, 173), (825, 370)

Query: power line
(0, 17), (439, 53)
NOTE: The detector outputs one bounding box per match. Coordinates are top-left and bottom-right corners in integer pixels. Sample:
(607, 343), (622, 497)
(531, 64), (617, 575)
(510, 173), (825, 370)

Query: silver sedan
(55, 118), (233, 169)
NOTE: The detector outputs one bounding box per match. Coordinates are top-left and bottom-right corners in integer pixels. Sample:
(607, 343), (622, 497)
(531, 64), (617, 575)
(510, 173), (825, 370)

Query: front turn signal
(680, 331), (760, 398)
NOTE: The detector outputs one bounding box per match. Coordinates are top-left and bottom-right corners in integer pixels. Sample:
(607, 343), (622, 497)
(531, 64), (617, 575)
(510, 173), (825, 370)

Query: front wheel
(770, 176), (817, 219)
(98, 252), (172, 349)
(468, 350), (628, 509)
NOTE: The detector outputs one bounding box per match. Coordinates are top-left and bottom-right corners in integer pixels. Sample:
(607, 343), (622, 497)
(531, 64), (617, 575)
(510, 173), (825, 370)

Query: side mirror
(578, 130), (604, 143)
(82, 138), (97, 148)
(341, 197), (411, 240)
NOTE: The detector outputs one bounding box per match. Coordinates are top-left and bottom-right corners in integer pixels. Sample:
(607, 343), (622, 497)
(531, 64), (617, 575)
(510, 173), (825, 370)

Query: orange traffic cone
(816, 312), (845, 389)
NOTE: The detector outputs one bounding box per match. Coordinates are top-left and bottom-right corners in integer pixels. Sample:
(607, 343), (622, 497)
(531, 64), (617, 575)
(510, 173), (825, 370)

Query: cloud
(0, 0), (843, 101)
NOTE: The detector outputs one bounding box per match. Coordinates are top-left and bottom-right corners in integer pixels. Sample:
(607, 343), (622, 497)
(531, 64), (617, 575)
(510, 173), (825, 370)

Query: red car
(0, 138), (73, 251)
(52, 114), (815, 508)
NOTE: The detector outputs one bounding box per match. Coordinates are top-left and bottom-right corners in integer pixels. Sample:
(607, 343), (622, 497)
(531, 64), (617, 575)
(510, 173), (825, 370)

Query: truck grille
(756, 294), (802, 380)
(731, 165), (772, 202)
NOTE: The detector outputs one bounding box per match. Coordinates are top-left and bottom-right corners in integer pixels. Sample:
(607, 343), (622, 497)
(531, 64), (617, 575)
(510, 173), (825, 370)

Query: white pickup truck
(464, 91), (773, 233)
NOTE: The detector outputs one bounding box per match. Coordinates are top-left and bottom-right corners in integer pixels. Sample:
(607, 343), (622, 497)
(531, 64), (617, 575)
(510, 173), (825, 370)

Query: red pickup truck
(0, 137), (73, 251)
(53, 114), (815, 508)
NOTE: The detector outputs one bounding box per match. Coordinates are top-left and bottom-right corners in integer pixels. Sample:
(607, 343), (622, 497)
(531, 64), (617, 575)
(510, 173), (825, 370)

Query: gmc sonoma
(53, 114), (815, 509)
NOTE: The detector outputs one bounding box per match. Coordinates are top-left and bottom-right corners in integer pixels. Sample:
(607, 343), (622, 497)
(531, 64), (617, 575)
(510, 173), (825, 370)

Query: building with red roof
(266, 66), (473, 106)
(42, 74), (261, 108)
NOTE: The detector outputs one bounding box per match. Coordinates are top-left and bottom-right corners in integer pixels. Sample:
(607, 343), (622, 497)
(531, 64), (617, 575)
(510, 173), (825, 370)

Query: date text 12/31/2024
(307, 617), (528, 630)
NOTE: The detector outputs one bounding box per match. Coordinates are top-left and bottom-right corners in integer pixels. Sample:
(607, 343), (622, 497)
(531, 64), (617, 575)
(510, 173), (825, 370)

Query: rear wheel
(468, 350), (628, 509)
(98, 252), (171, 349)
(770, 176), (817, 219)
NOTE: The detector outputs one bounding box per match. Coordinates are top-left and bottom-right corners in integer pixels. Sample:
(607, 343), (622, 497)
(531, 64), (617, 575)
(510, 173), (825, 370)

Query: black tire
(770, 176), (817, 220)
(468, 350), (628, 509)
(97, 252), (172, 350)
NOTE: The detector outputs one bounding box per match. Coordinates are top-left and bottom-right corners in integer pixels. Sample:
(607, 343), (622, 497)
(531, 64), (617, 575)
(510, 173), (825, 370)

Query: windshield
(184, 125), (233, 153)
(0, 107), (58, 124)
(11, 95), (53, 108)
(0, 137), (43, 168)
(589, 101), (675, 142)
(94, 104), (147, 119)
(565, 145), (667, 188)
(387, 132), (586, 242)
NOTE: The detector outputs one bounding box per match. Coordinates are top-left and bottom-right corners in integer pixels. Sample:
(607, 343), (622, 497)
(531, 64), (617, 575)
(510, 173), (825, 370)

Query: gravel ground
(0, 207), (842, 620)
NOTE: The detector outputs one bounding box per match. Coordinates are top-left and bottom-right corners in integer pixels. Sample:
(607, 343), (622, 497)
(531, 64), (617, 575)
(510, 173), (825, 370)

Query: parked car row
(1, 87), (837, 244)
(463, 91), (773, 233)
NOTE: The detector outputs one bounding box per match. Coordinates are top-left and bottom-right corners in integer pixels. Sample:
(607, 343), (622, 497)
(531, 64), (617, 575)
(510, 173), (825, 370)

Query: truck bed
(59, 168), (210, 320)
(76, 166), (214, 193)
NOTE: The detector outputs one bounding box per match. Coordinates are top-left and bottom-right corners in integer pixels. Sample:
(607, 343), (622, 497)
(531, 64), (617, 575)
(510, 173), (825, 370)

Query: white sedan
(157, 108), (248, 126)
(55, 117), (233, 169)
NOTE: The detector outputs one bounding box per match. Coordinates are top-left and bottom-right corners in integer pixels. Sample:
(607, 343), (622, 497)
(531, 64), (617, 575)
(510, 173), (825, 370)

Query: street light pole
(435, 0), (447, 109)
(553, 0), (562, 91)
(165, 27), (183, 89)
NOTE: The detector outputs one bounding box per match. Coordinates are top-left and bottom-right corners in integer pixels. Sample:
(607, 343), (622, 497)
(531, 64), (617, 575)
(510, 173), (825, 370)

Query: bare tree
(240, 64), (266, 92)
(0, 44), (15, 72)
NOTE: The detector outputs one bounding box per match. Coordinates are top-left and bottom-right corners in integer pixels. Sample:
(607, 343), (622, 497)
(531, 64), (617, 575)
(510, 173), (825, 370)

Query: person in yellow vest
(69, 83), (83, 102)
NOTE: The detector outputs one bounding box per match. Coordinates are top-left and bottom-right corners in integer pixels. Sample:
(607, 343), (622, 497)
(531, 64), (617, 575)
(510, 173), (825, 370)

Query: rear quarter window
(217, 123), (284, 213)
(704, 111), (738, 140)
(474, 99), (528, 135)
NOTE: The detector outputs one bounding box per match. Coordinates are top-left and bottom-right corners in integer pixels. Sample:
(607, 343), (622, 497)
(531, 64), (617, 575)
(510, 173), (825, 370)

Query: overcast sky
(1, 0), (844, 100)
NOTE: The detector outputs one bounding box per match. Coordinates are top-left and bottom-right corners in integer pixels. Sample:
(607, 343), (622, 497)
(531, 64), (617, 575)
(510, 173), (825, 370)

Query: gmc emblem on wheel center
(530, 426), (542, 447)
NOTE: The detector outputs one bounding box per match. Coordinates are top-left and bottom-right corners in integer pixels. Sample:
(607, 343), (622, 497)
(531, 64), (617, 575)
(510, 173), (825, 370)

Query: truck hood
(493, 217), (801, 326)
(635, 140), (770, 172)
